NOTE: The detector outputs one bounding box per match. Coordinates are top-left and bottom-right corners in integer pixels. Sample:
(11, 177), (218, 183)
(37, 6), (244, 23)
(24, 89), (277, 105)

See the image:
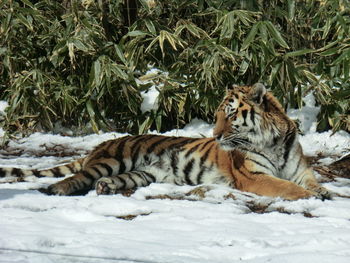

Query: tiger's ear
(252, 83), (266, 105)
(226, 84), (238, 93)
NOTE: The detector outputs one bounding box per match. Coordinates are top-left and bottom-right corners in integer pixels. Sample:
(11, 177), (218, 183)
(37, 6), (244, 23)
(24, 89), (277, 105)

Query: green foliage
(0, 0), (349, 135)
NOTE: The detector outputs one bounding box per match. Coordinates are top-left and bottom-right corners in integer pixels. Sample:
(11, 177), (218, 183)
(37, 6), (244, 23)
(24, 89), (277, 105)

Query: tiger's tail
(0, 158), (85, 180)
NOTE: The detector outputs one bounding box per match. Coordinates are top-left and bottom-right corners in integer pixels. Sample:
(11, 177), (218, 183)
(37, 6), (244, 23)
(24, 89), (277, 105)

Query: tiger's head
(213, 83), (296, 151)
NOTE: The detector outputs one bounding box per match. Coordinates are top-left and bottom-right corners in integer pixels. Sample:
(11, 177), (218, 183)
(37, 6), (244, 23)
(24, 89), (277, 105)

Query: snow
(0, 101), (8, 113)
(1, 109), (350, 262)
(140, 85), (160, 113)
(138, 67), (164, 113)
(0, 100), (8, 138)
(287, 92), (320, 134)
(300, 130), (350, 161)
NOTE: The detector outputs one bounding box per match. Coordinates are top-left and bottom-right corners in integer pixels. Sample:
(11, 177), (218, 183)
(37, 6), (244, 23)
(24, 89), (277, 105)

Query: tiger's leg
(41, 172), (97, 196)
(295, 168), (333, 200)
(96, 171), (156, 195)
(41, 164), (114, 196)
(235, 172), (319, 200)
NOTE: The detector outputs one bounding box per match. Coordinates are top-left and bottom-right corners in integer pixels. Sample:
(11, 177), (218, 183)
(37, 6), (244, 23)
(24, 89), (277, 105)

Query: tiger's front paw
(313, 187), (334, 201)
(96, 177), (118, 195)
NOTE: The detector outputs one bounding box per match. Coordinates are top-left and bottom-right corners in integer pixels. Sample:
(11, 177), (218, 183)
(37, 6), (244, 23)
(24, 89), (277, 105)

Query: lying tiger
(0, 83), (332, 200)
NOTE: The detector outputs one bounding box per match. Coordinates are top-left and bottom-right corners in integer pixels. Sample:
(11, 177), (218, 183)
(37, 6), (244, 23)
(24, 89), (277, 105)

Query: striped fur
(0, 83), (332, 200)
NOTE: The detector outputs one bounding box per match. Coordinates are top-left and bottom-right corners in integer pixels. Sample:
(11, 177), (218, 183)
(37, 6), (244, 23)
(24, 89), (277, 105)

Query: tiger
(0, 83), (332, 200)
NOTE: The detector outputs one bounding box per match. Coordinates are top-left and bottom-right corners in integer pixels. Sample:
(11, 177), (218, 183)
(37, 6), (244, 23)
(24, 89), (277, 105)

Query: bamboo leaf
(145, 19), (156, 35)
(234, 10), (256, 26)
(265, 21), (289, 48)
(159, 31), (165, 55)
(126, 30), (149, 37)
(20, 0), (35, 8)
(72, 39), (90, 52)
(241, 23), (259, 50)
(320, 47), (340, 56)
(155, 113), (162, 132)
(94, 59), (101, 87)
(114, 44), (127, 64)
(285, 49), (314, 57)
(332, 49), (350, 65)
(15, 13), (33, 31)
(287, 0), (295, 20)
(164, 31), (178, 51)
(86, 100), (99, 133)
(139, 116), (152, 134)
(322, 18), (332, 39)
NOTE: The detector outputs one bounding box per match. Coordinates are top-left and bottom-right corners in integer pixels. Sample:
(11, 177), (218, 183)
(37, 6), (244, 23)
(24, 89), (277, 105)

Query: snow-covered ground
(1, 119), (350, 263)
(1, 93), (350, 263)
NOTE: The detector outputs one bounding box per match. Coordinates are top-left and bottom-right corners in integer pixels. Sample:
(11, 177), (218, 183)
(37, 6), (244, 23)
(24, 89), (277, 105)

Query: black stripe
(250, 108), (255, 125)
(242, 110), (248, 126)
(127, 172), (138, 187)
(65, 164), (75, 174)
(152, 137), (178, 156)
(130, 134), (148, 148)
(95, 149), (112, 159)
(248, 150), (277, 170)
(0, 169), (5, 177)
(118, 159), (126, 174)
(290, 157), (302, 179)
(246, 158), (271, 170)
(82, 171), (95, 181)
(200, 144), (214, 166)
(142, 171), (156, 183)
(199, 139), (214, 151)
(147, 136), (172, 154)
(144, 155), (150, 164)
(130, 136), (147, 170)
(183, 159), (195, 185)
(132, 171), (147, 185)
(168, 138), (199, 151)
(128, 134), (145, 142)
(130, 148), (141, 171)
(170, 151), (179, 176)
(273, 135), (279, 145)
(241, 169), (254, 179)
(52, 167), (64, 177)
(12, 168), (23, 177)
(115, 138), (129, 174)
(71, 179), (82, 192)
(131, 171), (146, 185)
(33, 170), (43, 177)
(196, 167), (206, 184)
(115, 136), (131, 155)
(97, 163), (113, 176)
(282, 132), (296, 168)
(185, 143), (202, 158)
(91, 167), (103, 178)
(285, 119), (291, 135)
(251, 171), (266, 175)
(215, 147), (219, 164)
(117, 176), (127, 189)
